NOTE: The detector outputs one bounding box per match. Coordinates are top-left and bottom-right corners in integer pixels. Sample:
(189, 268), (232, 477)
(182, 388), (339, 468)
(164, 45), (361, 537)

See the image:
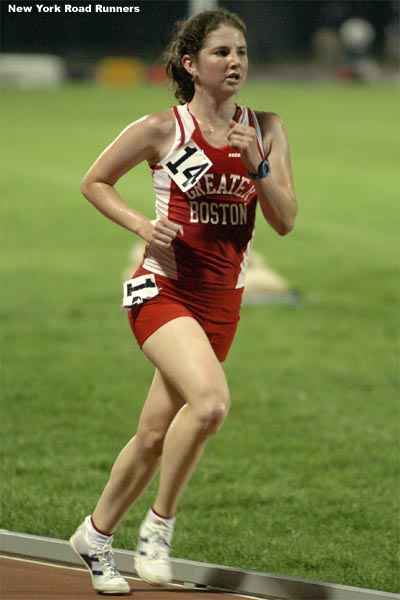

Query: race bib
(163, 140), (212, 192)
(122, 273), (159, 308)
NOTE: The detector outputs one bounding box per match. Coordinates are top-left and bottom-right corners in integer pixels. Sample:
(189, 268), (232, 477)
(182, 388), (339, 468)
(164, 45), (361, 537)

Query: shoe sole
(69, 535), (130, 595)
(134, 556), (172, 587)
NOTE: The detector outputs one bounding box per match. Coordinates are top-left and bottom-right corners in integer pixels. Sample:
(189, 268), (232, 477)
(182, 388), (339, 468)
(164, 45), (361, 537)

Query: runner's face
(193, 25), (248, 96)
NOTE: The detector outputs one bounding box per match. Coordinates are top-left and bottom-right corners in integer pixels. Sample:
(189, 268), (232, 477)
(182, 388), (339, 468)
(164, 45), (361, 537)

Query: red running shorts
(127, 267), (243, 362)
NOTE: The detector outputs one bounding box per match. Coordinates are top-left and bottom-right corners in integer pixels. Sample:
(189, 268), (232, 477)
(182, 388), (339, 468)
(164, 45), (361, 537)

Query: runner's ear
(182, 55), (196, 78)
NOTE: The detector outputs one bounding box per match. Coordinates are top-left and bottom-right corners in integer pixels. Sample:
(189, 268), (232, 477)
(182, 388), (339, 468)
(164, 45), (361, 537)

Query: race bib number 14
(163, 141), (212, 192)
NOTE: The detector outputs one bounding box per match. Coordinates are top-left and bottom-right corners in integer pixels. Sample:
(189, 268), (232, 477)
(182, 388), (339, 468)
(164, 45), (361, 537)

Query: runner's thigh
(141, 316), (230, 409)
(136, 369), (185, 436)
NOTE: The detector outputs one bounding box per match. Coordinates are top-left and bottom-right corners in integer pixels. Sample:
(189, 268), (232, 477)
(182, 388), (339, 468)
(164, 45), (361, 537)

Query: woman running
(70, 7), (297, 594)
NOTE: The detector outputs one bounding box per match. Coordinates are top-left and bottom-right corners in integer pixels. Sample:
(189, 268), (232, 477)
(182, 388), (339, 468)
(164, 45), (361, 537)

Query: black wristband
(247, 159), (270, 180)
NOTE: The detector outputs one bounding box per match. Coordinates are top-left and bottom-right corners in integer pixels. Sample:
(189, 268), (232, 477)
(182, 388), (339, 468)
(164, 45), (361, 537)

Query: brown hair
(164, 8), (246, 104)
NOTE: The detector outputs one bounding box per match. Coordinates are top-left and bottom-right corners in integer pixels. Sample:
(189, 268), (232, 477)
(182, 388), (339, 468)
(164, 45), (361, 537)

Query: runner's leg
(142, 316), (231, 517)
(92, 369), (184, 534)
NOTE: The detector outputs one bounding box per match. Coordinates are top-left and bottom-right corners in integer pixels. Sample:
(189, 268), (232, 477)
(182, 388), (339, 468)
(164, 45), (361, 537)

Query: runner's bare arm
(228, 112), (297, 235)
(81, 111), (182, 246)
(254, 112), (297, 235)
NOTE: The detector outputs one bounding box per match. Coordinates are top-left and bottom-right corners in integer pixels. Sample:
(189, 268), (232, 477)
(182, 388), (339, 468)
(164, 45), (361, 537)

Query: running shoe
(134, 510), (174, 585)
(69, 516), (130, 595)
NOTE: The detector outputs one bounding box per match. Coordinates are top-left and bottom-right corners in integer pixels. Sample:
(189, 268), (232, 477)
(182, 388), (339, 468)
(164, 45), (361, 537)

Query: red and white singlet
(142, 103), (264, 290)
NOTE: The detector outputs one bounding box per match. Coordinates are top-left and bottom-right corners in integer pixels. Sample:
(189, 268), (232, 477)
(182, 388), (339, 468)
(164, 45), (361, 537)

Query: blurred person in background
(70, 7), (297, 595)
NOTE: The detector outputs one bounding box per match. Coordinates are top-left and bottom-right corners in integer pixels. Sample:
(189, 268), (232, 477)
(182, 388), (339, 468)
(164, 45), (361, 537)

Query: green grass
(1, 81), (398, 593)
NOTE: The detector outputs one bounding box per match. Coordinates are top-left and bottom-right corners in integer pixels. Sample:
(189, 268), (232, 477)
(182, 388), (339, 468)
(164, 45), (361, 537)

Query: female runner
(70, 7), (297, 594)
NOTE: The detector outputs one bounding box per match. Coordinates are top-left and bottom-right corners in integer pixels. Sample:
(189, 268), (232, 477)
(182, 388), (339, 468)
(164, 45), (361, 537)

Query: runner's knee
(191, 384), (231, 435)
(135, 426), (167, 457)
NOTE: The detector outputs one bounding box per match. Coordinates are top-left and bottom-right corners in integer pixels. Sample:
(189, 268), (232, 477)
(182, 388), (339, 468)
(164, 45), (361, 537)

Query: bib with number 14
(162, 140), (212, 192)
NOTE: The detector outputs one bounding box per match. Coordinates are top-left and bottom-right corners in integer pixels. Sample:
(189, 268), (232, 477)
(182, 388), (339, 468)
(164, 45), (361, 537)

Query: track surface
(1, 556), (255, 600)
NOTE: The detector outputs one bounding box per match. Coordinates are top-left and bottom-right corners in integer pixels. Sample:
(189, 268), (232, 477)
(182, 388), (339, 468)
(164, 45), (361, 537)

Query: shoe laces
(95, 541), (121, 578)
(146, 522), (172, 561)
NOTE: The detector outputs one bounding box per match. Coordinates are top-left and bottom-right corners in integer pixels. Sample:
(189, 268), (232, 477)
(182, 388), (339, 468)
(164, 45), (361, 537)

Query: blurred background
(1, 0), (399, 85)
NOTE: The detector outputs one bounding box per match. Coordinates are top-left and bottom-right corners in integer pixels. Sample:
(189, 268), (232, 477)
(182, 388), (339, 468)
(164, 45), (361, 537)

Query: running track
(1, 556), (259, 600)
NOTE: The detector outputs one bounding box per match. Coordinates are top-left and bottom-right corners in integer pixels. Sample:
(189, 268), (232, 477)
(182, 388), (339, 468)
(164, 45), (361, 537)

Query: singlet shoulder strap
(172, 104), (196, 146)
(246, 107), (265, 159)
(156, 105), (194, 167)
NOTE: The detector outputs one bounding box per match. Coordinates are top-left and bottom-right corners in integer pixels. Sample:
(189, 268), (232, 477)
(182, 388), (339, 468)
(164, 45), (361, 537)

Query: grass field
(1, 81), (398, 593)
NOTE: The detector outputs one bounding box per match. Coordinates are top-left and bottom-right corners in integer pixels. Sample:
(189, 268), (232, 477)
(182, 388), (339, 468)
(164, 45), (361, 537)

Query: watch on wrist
(247, 159), (270, 180)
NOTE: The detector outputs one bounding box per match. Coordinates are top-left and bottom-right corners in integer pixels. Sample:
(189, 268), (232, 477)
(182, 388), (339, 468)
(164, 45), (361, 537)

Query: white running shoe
(69, 516), (130, 595)
(134, 510), (175, 585)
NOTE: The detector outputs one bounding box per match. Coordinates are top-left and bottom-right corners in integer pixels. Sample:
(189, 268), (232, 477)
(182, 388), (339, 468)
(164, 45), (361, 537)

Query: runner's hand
(227, 120), (262, 173)
(144, 217), (184, 248)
